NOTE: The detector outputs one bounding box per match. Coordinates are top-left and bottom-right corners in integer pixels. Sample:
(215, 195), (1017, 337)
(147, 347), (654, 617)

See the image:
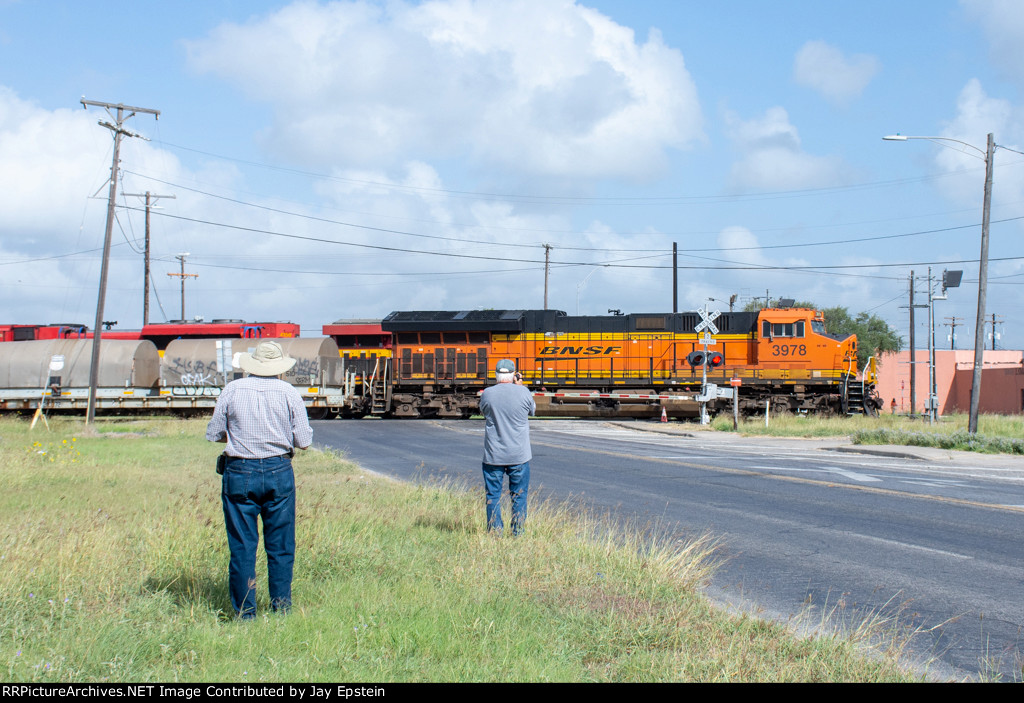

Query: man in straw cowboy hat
(206, 340), (313, 618)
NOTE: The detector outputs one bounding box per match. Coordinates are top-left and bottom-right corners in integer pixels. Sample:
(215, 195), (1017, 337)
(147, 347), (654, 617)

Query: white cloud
(935, 79), (1024, 212)
(716, 226), (762, 267)
(793, 40), (879, 106)
(962, 0), (1024, 88)
(725, 106), (845, 190)
(0, 88), (109, 237)
(184, 0), (703, 182)
(0, 83), (613, 329)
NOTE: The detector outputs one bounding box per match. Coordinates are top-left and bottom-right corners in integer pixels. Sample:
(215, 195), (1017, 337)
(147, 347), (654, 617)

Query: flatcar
(0, 324), (90, 342)
(368, 307), (880, 418)
(0, 320), (300, 351)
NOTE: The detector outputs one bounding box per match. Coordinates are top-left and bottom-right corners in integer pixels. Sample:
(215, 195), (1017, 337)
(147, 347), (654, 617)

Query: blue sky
(1, 0), (1022, 352)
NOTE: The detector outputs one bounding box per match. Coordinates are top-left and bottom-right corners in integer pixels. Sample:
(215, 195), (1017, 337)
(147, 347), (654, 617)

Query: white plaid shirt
(206, 376), (313, 459)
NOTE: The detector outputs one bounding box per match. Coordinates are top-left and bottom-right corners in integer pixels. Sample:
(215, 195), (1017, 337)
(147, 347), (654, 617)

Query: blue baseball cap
(495, 359), (516, 373)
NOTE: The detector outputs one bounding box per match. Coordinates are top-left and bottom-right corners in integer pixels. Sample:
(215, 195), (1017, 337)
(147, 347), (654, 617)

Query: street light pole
(883, 133), (994, 433)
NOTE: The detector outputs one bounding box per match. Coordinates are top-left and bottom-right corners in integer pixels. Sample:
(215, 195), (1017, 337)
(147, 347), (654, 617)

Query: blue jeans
(482, 461), (529, 536)
(221, 455), (296, 618)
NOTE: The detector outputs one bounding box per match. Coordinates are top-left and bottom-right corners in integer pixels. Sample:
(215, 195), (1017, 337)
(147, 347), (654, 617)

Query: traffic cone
(660, 406), (668, 423)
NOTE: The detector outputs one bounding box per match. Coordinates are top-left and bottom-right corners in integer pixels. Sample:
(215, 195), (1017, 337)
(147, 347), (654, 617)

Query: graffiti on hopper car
(169, 385), (222, 397)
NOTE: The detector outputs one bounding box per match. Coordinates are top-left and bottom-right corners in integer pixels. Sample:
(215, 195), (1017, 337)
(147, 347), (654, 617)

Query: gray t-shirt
(479, 382), (535, 465)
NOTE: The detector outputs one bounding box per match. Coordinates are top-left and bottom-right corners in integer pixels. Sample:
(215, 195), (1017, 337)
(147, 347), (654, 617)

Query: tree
(741, 298), (902, 368)
(821, 307), (902, 369)
(742, 299), (816, 312)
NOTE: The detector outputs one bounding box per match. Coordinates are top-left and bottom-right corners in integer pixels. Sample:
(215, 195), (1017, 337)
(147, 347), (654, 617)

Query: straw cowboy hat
(237, 340), (296, 377)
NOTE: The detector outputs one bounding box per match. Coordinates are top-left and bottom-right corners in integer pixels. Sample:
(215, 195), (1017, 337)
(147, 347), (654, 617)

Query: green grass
(0, 417), (924, 682)
(708, 412), (1024, 454)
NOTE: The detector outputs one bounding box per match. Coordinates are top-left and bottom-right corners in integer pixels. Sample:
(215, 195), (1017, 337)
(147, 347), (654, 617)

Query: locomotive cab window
(811, 320), (825, 335)
(766, 321), (804, 338)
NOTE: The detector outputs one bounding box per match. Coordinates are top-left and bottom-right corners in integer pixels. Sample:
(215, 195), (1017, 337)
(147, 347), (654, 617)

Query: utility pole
(672, 242), (678, 313)
(543, 244), (551, 310)
(904, 270), (936, 417)
(908, 271), (916, 415)
(944, 317), (963, 350)
(80, 99), (160, 424)
(123, 191), (175, 326)
(927, 268), (936, 423)
(968, 133), (995, 434)
(987, 314), (1003, 350)
(750, 290), (771, 309)
(883, 132), (994, 433)
(167, 253), (197, 321)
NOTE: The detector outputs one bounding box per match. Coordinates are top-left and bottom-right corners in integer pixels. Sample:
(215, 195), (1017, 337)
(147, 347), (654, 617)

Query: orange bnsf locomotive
(372, 307), (881, 419)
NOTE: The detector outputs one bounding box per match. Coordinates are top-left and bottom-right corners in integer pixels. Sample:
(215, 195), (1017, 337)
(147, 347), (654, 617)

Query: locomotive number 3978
(771, 344), (807, 357)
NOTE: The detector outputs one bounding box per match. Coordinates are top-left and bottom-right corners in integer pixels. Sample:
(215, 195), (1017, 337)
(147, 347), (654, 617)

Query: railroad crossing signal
(695, 304), (722, 426)
(695, 306), (720, 335)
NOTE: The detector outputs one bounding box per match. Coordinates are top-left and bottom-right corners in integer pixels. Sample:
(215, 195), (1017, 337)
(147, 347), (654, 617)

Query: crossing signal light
(942, 269), (962, 294)
(687, 350), (724, 368)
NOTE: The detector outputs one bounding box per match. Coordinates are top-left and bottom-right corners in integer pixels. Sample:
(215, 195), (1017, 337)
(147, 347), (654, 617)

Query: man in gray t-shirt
(479, 358), (536, 535)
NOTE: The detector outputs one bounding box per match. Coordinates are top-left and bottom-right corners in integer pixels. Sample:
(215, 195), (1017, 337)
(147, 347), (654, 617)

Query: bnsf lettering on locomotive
(539, 345), (621, 355)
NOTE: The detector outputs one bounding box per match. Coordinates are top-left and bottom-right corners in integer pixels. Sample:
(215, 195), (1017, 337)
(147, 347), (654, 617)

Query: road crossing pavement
(521, 419), (1024, 510)
(313, 418), (1024, 680)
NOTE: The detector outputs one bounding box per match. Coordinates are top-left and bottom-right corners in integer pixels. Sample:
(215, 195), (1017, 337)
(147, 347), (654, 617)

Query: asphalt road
(311, 418), (1024, 681)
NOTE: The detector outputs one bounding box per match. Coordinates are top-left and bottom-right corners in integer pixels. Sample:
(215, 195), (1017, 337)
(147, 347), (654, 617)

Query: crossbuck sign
(695, 304), (721, 425)
(695, 306), (720, 335)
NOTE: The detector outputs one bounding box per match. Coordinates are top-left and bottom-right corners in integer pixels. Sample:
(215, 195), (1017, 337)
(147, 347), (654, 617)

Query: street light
(883, 133), (995, 434)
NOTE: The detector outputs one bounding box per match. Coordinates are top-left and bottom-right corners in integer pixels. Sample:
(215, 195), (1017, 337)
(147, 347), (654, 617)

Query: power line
(120, 171), (1024, 255)
(127, 167), (1016, 241)
(125, 207), (1024, 276)
(152, 139), (1001, 205)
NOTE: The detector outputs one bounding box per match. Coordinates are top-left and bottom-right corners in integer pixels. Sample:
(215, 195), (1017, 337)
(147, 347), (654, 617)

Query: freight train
(338, 306), (881, 419)
(0, 306), (881, 419)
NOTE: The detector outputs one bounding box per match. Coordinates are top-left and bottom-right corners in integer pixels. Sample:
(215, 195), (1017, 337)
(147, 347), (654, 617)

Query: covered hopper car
(0, 337), (355, 415)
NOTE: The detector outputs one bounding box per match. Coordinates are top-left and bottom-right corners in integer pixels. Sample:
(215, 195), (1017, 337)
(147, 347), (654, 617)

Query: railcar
(0, 337), (356, 416)
(0, 324), (90, 342)
(0, 320), (300, 351)
(322, 319), (393, 360)
(371, 307), (880, 418)
(321, 319), (394, 416)
(0, 338), (162, 412)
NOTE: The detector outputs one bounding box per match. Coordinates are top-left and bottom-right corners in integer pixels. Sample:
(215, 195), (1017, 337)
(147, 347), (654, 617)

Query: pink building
(875, 350), (1024, 415)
